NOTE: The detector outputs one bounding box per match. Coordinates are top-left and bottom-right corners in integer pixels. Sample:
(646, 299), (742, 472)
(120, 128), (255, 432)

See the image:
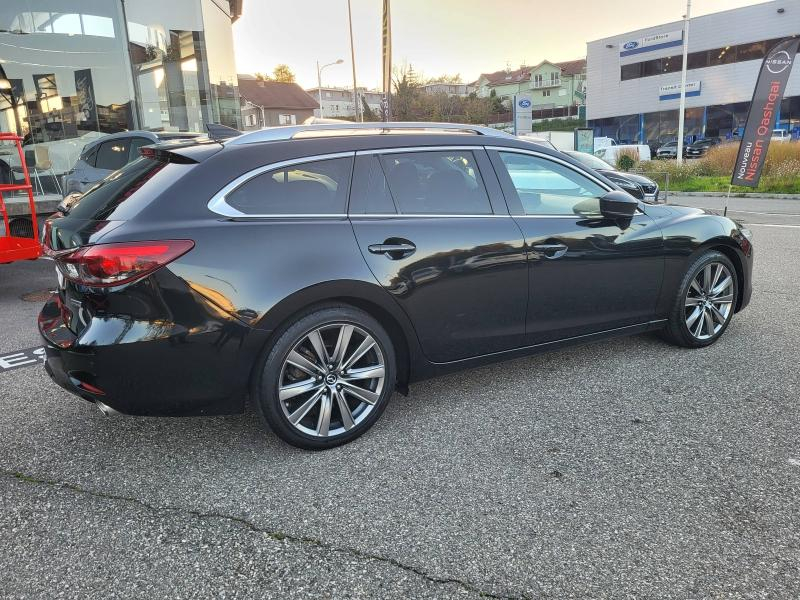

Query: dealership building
(0, 0), (242, 191)
(586, 0), (800, 145)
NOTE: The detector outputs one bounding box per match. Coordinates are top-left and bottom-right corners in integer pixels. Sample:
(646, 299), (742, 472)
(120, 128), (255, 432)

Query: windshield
(566, 151), (613, 171)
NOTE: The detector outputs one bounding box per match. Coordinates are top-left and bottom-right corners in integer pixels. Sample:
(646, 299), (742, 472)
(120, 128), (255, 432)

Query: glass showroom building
(0, 0), (242, 182)
(586, 0), (800, 145)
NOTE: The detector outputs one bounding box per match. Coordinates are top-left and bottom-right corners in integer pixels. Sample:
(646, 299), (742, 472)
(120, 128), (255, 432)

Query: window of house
(278, 114), (296, 125)
(533, 74), (543, 87)
(543, 90), (551, 97)
(225, 157), (354, 215)
(498, 152), (606, 216)
(378, 151), (492, 215)
(550, 72), (559, 83)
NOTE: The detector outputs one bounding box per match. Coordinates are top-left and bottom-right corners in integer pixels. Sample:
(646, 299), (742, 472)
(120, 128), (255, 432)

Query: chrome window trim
(207, 151), (356, 218)
(355, 145), (483, 155)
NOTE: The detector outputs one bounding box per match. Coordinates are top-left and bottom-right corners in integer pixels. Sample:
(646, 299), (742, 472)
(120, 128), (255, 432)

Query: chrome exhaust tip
(95, 400), (121, 416)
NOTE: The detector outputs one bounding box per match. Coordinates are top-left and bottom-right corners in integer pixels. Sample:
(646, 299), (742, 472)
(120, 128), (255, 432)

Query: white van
(772, 129), (791, 142)
(594, 144), (651, 164)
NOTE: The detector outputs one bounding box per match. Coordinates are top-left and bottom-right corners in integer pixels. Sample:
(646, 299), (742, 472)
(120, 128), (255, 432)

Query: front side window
(499, 152), (607, 216)
(225, 157), (353, 215)
(378, 151), (492, 215)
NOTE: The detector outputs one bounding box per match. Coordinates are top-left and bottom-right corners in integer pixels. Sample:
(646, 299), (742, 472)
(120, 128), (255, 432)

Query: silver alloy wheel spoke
(710, 276), (732, 298)
(307, 329), (330, 367)
(279, 378), (322, 401)
(289, 388), (325, 425)
(340, 380), (380, 405)
(342, 365), (385, 380)
(279, 322), (385, 438)
(685, 296), (703, 307)
(710, 304), (727, 324)
(331, 325), (354, 369)
(316, 393), (332, 436)
(690, 280), (704, 296)
(287, 350), (324, 376)
(686, 306), (703, 329)
(341, 337), (375, 372)
(334, 389), (355, 430)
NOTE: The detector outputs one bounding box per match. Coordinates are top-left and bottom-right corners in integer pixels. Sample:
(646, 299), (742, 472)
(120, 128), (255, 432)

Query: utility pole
(347, 0), (361, 121)
(676, 0), (691, 164)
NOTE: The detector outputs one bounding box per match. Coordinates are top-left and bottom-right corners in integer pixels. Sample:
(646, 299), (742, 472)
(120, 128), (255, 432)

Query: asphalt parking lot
(1, 197), (799, 599)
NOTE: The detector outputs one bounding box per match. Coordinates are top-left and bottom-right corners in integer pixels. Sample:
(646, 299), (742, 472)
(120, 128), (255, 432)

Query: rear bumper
(39, 293), (266, 416)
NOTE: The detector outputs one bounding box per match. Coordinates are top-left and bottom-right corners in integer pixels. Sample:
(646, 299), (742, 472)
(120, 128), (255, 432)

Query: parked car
(563, 150), (659, 202)
(593, 143), (652, 164)
(656, 140), (679, 159)
(39, 122), (753, 449)
(62, 130), (202, 196)
(771, 129), (791, 143)
(685, 138), (721, 158)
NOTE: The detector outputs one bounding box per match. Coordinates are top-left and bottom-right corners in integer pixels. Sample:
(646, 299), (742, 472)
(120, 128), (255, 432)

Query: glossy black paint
(39, 132), (753, 416)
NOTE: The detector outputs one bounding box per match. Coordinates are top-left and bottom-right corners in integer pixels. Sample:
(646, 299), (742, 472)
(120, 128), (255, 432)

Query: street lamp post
(676, 0), (692, 164)
(316, 59), (344, 119)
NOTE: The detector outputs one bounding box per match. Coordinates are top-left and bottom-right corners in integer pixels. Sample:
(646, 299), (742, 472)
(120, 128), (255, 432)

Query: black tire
(254, 304), (396, 450)
(660, 250), (738, 348)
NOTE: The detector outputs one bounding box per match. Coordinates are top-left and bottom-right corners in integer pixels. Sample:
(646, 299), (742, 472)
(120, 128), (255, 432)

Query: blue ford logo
(518, 99), (531, 108)
(623, 41), (639, 50)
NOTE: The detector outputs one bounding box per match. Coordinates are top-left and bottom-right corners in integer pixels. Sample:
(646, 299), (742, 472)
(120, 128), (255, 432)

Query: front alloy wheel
(684, 262), (734, 340)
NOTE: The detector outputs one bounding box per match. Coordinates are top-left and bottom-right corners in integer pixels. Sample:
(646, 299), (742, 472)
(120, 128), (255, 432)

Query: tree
(425, 73), (463, 84)
(360, 96), (378, 121)
(272, 64), (295, 83)
(254, 72), (271, 81)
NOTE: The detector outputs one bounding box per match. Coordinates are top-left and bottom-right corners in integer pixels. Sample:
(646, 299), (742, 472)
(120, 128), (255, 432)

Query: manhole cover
(20, 290), (54, 302)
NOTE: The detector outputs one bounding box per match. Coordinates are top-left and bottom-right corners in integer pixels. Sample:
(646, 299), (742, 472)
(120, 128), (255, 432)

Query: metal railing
(531, 79), (562, 89)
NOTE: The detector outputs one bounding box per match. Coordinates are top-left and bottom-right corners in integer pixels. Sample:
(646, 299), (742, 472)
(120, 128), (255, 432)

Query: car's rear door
(488, 147), (664, 344)
(349, 146), (528, 363)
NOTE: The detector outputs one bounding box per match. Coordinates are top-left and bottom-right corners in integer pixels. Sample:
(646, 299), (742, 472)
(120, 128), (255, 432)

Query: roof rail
(226, 121), (514, 146)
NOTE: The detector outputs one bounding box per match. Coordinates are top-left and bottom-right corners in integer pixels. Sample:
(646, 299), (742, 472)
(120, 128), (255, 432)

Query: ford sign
(518, 98), (532, 108)
(623, 41), (639, 50)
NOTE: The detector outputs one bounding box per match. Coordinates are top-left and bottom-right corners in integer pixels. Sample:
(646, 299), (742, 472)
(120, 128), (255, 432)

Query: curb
(661, 191), (800, 200)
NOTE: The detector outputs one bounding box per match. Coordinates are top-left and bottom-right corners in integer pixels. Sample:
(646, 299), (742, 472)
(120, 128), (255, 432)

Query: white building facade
(305, 86), (383, 119)
(586, 0), (800, 145)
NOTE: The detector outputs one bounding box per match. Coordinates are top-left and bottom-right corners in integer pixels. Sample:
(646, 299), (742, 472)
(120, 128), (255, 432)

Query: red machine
(0, 132), (41, 264)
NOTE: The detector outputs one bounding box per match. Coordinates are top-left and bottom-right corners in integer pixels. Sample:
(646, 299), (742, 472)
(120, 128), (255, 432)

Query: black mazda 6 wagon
(39, 122), (753, 449)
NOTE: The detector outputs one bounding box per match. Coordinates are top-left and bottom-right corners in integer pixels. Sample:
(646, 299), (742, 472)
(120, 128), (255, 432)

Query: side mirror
(600, 190), (638, 219)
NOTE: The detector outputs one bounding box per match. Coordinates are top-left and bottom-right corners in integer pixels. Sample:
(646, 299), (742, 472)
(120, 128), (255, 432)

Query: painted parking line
(0, 347), (46, 374)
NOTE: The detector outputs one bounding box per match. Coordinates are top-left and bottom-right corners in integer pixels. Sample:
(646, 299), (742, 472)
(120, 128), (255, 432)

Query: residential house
(304, 86), (384, 119)
(419, 82), (476, 97)
(474, 59), (586, 112)
(238, 75), (319, 129)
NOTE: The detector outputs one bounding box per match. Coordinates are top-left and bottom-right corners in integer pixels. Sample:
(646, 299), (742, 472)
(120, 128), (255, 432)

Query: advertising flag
(74, 69), (99, 131)
(381, 0), (392, 121)
(731, 37), (799, 187)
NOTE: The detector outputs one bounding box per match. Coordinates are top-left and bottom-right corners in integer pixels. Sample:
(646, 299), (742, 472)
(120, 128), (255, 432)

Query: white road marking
(748, 223), (800, 229)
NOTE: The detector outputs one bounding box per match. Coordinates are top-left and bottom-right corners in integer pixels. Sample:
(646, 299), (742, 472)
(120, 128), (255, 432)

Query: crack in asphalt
(1, 469), (529, 600)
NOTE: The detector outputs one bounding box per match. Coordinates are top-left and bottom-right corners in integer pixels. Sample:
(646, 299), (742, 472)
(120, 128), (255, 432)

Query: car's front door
(349, 147), (528, 363)
(489, 148), (664, 344)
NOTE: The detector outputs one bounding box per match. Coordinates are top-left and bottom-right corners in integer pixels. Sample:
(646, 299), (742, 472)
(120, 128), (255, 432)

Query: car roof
(83, 130), (203, 151)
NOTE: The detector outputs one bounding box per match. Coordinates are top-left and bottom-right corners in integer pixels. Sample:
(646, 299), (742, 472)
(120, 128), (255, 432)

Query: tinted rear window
(66, 157), (176, 221)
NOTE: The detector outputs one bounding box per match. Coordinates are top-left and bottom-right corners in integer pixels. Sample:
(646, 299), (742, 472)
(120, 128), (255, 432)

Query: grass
(638, 142), (800, 195)
(667, 176), (800, 195)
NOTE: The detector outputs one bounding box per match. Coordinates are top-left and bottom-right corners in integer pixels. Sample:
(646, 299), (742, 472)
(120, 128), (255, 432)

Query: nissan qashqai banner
(732, 37), (799, 188)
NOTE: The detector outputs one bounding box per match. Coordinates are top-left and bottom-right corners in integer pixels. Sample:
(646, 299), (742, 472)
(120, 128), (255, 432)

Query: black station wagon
(39, 122), (753, 449)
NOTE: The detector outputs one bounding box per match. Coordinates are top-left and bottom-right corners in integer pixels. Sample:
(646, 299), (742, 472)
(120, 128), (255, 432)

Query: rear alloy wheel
(661, 251), (738, 348)
(256, 306), (395, 449)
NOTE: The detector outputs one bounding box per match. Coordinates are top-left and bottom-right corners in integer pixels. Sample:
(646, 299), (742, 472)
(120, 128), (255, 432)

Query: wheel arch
(695, 238), (746, 312)
(249, 280), (420, 394)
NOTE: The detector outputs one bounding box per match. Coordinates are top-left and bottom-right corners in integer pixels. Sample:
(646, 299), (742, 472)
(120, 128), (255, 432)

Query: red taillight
(56, 240), (194, 287)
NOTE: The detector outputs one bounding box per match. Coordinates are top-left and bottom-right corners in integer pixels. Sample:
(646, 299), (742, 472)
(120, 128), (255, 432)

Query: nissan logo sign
(623, 41), (639, 50)
(766, 50), (793, 74)
(518, 98), (531, 108)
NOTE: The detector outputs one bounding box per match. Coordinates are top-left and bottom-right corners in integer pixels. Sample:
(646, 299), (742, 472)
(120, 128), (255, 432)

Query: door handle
(532, 243), (568, 259)
(368, 242), (416, 259)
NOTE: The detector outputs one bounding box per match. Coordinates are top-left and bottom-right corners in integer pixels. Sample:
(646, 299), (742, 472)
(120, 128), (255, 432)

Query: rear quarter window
(224, 156), (354, 215)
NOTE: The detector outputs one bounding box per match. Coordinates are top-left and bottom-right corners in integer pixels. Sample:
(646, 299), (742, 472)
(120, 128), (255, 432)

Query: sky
(232, 0), (770, 90)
